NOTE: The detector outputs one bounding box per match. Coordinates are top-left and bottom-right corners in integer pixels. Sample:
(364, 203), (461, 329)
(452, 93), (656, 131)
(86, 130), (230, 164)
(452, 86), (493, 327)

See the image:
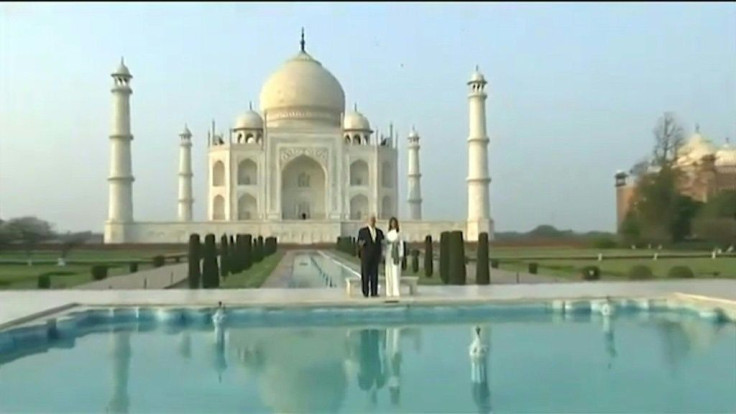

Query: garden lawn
(220, 251), (285, 289)
(498, 257), (736, 280)
(0, 262), (154, 290)
(0, 248), (185, 264)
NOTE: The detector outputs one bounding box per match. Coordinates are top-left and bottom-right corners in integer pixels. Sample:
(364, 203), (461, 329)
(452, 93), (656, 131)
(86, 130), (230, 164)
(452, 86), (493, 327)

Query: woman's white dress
(384, 229), (404, 297)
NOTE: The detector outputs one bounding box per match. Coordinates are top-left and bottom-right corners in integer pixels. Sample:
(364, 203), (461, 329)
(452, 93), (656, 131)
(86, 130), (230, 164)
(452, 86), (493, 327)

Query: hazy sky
(1, 2), (734, 233)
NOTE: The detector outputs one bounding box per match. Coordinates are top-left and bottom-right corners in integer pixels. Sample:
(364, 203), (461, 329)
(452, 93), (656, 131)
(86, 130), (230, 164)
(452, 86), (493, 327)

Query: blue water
(0, 309), (735, 413)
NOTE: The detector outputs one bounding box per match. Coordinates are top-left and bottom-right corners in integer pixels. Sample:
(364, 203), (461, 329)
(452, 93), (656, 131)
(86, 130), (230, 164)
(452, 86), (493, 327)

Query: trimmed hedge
(201, 234), (220, 289)
(581, 265), (601, 281)
(91, 265), (108, 281)
(244, 234), (253, 270)
(152, 255), (165, 268)
(410, 250), (420, 273)
(439, 232), (450, 284)
(667, 265), (695, 279)
(528, 262), (538, 274)
(628, 265), (654, 280)
(401, 243), (408, 271)
(220, 234), (230, 278)
(424, 235), (433, 277)
(476, 232), (490, 285)
(490, 259), (499, 269)
(129, 262), (139, 273)
(187, 233), (202, 289)
(448, 231), (467, 285)
(265, 236), (278, 256)
(37, 274), (51, 289)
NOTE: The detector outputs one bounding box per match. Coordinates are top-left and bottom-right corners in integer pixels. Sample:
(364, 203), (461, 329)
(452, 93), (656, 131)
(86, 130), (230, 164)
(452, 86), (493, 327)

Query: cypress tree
(219, 234), (230, 278)
(410, 250), (420, 273)
(256, 236), (265, 262)
(476, 232), (490, 285)
(448, 231), (467, 285)
(202, 234), (220, 288)
(439, 231), (450, 284)
(424, 235), (433, 277)
(187, 233), (201, 289)
(244, 234), (253, 270)
(401, 243), (408, 271)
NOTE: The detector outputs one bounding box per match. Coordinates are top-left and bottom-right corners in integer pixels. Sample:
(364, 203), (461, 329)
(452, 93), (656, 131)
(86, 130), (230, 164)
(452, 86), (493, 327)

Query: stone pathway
(261, 251), (298, 288)
(76, 263), (188, 290)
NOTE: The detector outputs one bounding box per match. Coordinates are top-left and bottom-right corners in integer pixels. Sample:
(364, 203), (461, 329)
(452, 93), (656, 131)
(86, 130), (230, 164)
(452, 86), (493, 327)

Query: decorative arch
(213, 195), (225, 220)
(381, 196), (392, 219)
(349, 160), (369, 186)
(212, 161), (225, 187)
(381, 161), (393, 188)
(353, 134), (361, 145)
(350, 195), (369, 220)
(281, 155), (327, 220)
(344, 135), (351, 145)
(237, 159), (258, 185)
(237, 194), (258, 220)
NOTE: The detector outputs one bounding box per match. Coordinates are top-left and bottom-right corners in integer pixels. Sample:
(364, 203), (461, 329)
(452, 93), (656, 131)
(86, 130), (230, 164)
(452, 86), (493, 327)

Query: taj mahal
(104, 32), (493, 244)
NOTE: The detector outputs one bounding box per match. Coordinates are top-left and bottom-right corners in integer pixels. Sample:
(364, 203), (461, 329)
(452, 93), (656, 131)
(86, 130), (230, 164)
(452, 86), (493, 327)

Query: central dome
(259, 50), (345, 127)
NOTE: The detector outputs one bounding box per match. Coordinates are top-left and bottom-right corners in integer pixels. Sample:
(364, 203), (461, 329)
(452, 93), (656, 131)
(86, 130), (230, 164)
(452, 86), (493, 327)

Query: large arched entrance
(281, 155), (327, 220)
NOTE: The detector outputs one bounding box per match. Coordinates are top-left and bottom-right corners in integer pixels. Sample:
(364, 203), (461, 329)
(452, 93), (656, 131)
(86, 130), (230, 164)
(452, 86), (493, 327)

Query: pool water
(0, 310), (734, 413)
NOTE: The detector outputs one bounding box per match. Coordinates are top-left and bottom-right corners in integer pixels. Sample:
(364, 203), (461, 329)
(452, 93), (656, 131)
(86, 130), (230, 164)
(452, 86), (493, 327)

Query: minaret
(407, 127), (423, 220)
(466, 66), (493, 241)
(105, 58), (135, 243)
(178, 125), (194, 221)
(108, 331), (132, 414)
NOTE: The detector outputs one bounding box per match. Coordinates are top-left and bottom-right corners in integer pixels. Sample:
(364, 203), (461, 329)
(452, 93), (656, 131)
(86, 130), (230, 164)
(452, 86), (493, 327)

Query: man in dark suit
(357, 215), (384, 297)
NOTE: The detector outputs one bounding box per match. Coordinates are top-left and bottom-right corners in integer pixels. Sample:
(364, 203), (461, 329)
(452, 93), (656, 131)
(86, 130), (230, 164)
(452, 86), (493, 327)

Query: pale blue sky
(1, 2), (734, 233)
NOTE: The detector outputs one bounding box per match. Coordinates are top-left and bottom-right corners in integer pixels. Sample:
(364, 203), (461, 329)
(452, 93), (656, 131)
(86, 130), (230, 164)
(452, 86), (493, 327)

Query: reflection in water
(107, 330), (131, 414)
(212, 324), (227, 382)
(656, 316), (726, 374)
(602, 316), (617, 369)
(469, 326), (491, 414)
(386, 328), (402, 407)
(178, 331), (191, 360)
(357, 329), (386, 406)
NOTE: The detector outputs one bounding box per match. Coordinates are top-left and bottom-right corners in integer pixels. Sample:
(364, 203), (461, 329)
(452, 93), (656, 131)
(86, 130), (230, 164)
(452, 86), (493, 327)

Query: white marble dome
(259, 50), (345, 126)
(677, 131), (716, 166)
(234, 110), (264, 130)
(342, 109), (370, 131)
(715, 142), (736, 167)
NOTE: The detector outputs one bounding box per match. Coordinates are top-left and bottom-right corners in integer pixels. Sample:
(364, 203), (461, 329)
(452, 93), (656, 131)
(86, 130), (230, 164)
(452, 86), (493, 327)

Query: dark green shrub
(37, 274), (51, 289)
(201, 234), (220, 289)
(628, 264), (654, 280)
(476, 232), (490, 285)
(220, 234), (230, 278)
(174, 256), (181, 263)
(490, 259), (499, 269)
(448, 231), (467, 285)
(91, 265), (108, 281)
(152, 255), (165, 268)
(187, 233), (202, 289)
(401, 243), (408, 271)
(581, 265), (601, 281)
(439, 232), (450, 284)
(243, 234), (253, 270)
(528, 263), (538, 274)
(424, 235), (433, 277)
(265, 237), (277, 256)
(257, 236), (265, 261)
(129, 262), (139, 273)
(410, 250), (420, 273)
(251, 235), (262, 264)
(667, 265), (695, 279)
(592, 237), (618, 249)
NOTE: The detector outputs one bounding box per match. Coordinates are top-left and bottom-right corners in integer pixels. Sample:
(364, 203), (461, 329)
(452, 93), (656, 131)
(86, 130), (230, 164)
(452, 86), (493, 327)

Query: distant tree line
(0, 216), (92, 263)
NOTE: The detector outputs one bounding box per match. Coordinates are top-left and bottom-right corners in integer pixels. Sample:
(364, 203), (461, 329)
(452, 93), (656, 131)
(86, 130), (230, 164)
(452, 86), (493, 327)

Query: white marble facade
(104, 33), (493, 244)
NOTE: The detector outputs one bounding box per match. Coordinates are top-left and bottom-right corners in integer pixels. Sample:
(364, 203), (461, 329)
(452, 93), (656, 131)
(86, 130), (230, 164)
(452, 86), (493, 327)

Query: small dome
(259, 50), (345, 127)
(343, 109), (370, 131)
(113, 58), (131, 77)
(469, 66), (485, 83)
(408, 126), (419, 139)
(677, 130), (716, 166)
(715, 142), (736, 167)
(234, 110), (264, 130)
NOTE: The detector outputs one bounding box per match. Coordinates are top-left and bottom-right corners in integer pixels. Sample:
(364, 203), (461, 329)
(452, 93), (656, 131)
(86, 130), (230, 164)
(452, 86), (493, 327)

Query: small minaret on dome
(178, 125), (194, 222)
(407, 126), (423, 220)
(466, 65), (493, 241)
(105, 57), (135, 243)
(300, 27), (306, 52)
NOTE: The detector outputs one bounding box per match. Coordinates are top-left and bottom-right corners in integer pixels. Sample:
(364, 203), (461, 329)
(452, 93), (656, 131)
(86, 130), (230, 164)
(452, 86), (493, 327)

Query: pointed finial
(120, 56), (125, 65)
(475, 64), (479, 71)
(249, 101), (253, 111)
(354, 103), (358, 112)
(695, 123), (700, 133)
(300, 27), (305, 52)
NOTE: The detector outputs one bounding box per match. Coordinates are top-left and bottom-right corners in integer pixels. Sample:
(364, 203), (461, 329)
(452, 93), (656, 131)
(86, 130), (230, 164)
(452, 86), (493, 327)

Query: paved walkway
(261, 251), (298, 288)
(76, 263), (188, 290)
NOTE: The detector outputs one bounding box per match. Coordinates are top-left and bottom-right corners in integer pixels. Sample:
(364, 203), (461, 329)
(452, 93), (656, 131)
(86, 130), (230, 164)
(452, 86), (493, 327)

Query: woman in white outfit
(384, 217), (404, 298)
